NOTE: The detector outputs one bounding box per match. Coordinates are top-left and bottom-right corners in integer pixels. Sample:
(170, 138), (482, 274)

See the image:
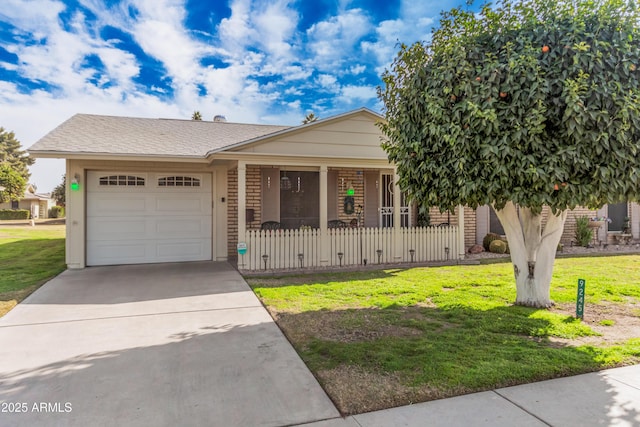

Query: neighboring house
(0, 184), (55, 219)
(28, 109), (467, 269)
(28, 108), (638, 270)
(474, 203), (640, 247)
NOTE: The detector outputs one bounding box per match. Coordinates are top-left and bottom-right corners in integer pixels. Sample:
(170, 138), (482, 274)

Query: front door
(380, 173), (411, 227)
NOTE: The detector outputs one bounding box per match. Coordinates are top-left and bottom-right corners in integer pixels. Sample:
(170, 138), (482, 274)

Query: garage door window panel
(99, 175), (146, 187)
(158, 176), (201, 187)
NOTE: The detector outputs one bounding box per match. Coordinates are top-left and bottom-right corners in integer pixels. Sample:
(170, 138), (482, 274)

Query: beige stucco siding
(230, 116), (387, 159)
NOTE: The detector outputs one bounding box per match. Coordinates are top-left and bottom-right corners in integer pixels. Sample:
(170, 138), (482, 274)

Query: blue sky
(0, 0), (470, 191)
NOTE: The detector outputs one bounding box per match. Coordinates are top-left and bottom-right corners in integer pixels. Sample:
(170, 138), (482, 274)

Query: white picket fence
(239, 226), (460, 271)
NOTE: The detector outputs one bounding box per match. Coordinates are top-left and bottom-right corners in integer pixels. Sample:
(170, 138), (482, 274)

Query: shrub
(574, 216), (593, 247)
(49, 206), (65, 218)
(489, 239), (507, 254)
(0, 209), (30, 220)
(483, 233), (502, 251)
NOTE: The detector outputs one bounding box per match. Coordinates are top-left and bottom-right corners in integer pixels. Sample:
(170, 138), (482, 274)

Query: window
(158, 176), (200, 187)
(11, 201), (19, 209)
(608, 202), (628, 232)
(99, 175), (145, 186)
(489, 206), (505, 235)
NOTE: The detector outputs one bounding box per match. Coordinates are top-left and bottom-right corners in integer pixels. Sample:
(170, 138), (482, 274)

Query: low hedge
(0, 209), (30, 220)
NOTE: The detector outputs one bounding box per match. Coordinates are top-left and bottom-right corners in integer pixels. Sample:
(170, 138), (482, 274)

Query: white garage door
(87, 171), (212, 266)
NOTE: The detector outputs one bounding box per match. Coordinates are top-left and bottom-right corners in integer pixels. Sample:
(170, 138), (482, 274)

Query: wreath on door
(343, 196), (355, 215)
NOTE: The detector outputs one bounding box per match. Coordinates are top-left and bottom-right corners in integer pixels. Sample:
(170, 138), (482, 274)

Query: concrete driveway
(0, 262), (339, 426)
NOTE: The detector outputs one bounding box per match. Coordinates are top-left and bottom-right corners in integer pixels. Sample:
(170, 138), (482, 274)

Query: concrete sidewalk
(297, 364), (640, 427)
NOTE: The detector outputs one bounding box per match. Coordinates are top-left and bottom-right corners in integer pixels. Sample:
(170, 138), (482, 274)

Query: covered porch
(232, 159), (466, 271)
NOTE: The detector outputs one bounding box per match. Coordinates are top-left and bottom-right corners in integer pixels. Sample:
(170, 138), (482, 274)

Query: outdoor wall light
(70, 174), (80, 192)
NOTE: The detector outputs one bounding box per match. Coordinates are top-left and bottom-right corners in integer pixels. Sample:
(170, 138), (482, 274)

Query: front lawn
(0, 225), (66, 317)
(247, 256), (640, 415)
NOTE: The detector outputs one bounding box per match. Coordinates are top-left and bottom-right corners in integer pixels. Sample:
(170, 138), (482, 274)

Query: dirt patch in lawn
(0, 284), (41, 317)
(550, 300), (640, 346)
(317, 365), (451, 414)
(275, 309), (426, 344)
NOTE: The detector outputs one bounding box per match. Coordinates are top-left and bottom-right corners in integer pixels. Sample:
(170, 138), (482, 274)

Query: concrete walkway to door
(0, 262), (339, 427)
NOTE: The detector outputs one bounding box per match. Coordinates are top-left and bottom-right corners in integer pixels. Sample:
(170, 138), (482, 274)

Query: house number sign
(576, 279), (586, 319)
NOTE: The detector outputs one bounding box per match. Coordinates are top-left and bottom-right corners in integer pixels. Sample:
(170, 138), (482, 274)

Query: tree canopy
(192, 111), (202, 120)
(51, 175), (66, 206)
(0, 163), (26, 203)
(378, 0), (640, 214)
(302, 112), (319, 124)
(0, 127), (33, 182)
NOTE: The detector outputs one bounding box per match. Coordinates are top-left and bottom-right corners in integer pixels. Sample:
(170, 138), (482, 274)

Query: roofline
(28, 150), (209, 163)
(205, 107), (384, 157)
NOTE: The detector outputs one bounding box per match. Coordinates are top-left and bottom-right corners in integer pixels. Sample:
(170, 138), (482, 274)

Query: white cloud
(317, 74), (338, 90)
(306, 9), (372, 70)
(340, 85), (377, 103)
(349, 64), (366, 75)
(253, 1), (298, 60)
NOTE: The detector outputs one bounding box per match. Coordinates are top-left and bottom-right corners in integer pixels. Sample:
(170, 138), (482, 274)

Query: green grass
(0, 226), (66, 316)
(248, 256), (640, 414)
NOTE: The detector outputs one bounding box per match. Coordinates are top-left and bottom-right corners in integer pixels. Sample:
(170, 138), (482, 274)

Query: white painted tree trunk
(494, 202), (568, 308)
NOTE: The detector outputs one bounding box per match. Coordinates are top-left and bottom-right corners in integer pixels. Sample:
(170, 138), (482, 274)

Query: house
(28, 109), (468, 269)
(0, 184), (55, 219)
(28, 108), (638, 270)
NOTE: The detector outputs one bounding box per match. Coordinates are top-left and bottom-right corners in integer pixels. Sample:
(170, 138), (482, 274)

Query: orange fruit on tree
(499, 92), (508, 98)
(542, 45), (550, 53)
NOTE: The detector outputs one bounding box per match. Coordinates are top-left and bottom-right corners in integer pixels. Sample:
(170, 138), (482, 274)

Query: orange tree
(378, 0), (640, 307)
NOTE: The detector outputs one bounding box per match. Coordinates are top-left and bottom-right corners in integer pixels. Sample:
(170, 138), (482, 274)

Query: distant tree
(0, 163), (26, 203)
(379, 0), (640, 307)
(52, 175), (66, 206)
(192, 111), (203, 120)
(302, 112), (319, 124)
(0, 127), (33, 181)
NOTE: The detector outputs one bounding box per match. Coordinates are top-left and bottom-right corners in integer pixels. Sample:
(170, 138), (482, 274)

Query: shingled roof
(28, 114), (291, 158)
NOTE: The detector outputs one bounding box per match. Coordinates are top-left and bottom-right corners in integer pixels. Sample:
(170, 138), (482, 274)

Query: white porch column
(319, 165), (329, 266)
(237, 161), (247, 250)
(457, 205), (465, 259)
(393, 169), (402, 261)
(66, 160), (86, 269)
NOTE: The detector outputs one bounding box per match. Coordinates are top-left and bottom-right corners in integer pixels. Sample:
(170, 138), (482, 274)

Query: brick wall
(561, 207), (597, 245)
(332, 168), (365, 224)
(227, 168), (238, 258)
